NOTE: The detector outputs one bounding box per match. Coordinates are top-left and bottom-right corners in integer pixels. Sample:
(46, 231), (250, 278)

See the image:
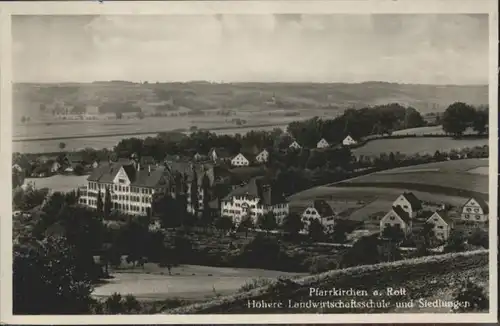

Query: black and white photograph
(3, 0), (498, 323)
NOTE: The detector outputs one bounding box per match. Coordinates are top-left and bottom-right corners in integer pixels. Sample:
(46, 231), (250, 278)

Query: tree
(13, 236), (94, 314)
(472, 109), (488, 135)
(190, 170), (199, 214)
(74, 164), (84, 175)
(444, 230), (467, 253)
(123, 294), (141, 314)
(257, 212), (278, 232)
(453, 279), (489, 312)
(39, 103), (46, 112)
(214, 215), (234, 233)
(136, 111), (145, 120)
(467, 228), (488, 249)
(104, 187), (112, 219)
(340, 234), (381, 268)
(308, 218), (325, 242)
(381, 224), (405, 243)
(104, 293), (125, 314)
(21, 116), (26, 123)
(59, 142), (66, 151)
(441, 102), (476, 137)
(96, 191), (103, 215)
(281, 212), (304, 238)
(115, 112), (123, 119)
(331, 220), (350, 243)
(238, 214), (254, 238)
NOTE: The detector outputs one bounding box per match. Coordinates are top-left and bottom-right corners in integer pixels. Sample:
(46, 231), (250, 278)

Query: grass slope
(337, 159), (489, 197)
(165, 250), (489, 314)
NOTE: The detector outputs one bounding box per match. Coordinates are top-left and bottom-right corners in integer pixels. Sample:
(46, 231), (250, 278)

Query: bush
(453, 278), (489, 312)
(238, 277), (274, 293)
(306, 256), (339, 274)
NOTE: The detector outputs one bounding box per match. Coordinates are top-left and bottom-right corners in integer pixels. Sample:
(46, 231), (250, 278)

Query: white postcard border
(0, 0), (497, 324)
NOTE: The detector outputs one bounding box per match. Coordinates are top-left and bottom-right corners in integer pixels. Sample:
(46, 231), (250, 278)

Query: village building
(231, 153), (251, 167)
(425, 211), (453, 241)
(78, 161), (169, 216)
(220, 177), (288, 226)
(460, 197), (489, 222)
(288, 141), (302, 150)
(50, 161), (61, 173)
(380, 206), (412, 237)
(316, 138), (329, 149)
(392, 192), (422, 218)
(301, 199), (336, 232)
(255, 149), (269, 164)
(208, 147), (232, 162)
(342, 135), (358, 146)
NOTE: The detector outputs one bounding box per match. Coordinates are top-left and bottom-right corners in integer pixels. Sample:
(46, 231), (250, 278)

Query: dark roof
(223, 177), (286, 206)
(209, 147), (232, 158)
(65, 153), (84, 163)
(312, 200), (335, 217)
(164, 161), (215, 186)
(464, 197), (489, 214)
(392, 205), (411, 224)
(402, 192), (422, 210)
(87, 162), (168, 188)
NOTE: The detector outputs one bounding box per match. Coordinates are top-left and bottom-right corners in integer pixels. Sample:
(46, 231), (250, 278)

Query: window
(466, 208), (472, 212)
(476, 215), (481, 220)
(119, 178), (126, 184)
(464, 214), (470, 219)
(473, 208), (479, 213)
(390, 216), (395, 220)
(403, 205), (408, 209)
(438, 226), (443, 229)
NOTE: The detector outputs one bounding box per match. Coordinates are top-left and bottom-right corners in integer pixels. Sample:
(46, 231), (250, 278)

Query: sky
(12, 14), (489, 84)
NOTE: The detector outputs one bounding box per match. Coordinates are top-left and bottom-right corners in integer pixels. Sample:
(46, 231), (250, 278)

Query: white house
(316, 138), (330, 149)
(392, 192), (422, 219)
(461, 197), (489, 222)
(79, 161), (169, 216)
(380, 206), (412, 236)
(426, 211), (453, 241)
(342, 135), (358, 146)
(255, 149), (269, 164)
(231, 153), (250, 167)
(220, 177), (289, 226)
(301, 200), (335, 233)
(50, 161), (61, 173)
(289, 141), (302, 150)
(12, 164), (23, 173)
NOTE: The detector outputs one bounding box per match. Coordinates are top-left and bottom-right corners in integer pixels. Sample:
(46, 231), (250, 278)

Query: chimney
(148, 165), (151, 176)
(137, 162), (141, 171)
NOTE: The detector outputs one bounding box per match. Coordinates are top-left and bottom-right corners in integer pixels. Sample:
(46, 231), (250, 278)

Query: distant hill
(13, 81), (488, 121)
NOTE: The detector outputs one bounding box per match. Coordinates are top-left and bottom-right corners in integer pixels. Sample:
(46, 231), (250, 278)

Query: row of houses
(379, 192), (489, 241)
(12, 153), (96, 178)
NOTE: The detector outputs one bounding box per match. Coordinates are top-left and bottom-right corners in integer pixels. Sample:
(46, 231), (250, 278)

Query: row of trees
(441, 102), (489, 137)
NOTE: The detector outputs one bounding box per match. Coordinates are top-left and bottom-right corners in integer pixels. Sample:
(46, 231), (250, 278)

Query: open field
(166, 250), (489, 314)
(93, 264), (304, 302)
(353, 137), (489, 156)
(13, 123), (288, 154)
(289, 186), (470, 228)
(23, 175), (88, 193)
(14, 82), (488, 122)
(288, 159), (489, 228)
(338, 159), (489, 195)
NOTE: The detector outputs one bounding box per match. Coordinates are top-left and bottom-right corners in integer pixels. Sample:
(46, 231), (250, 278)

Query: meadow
(353, 137), (489, 156)
(93, 264), (304, 302)
(338, 159), (489, 195)
(287, 159), (489, 230)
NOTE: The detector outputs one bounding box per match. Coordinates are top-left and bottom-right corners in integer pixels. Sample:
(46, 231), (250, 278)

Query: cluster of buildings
(12, 153), (95, 178)
(379, 192), (489, 242)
